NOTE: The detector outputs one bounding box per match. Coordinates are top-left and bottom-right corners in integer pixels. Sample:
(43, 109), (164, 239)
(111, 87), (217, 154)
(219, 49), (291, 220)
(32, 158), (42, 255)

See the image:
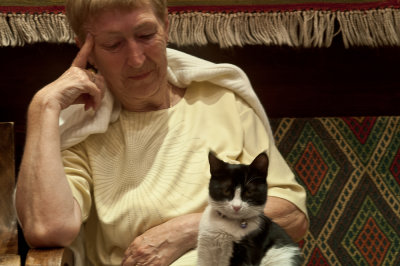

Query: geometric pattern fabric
(270, 117), (400, 265)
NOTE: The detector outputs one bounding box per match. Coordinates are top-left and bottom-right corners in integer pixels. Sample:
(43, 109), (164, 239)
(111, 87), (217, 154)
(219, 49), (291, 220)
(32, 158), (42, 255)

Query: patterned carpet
(270, 117), (400, 265)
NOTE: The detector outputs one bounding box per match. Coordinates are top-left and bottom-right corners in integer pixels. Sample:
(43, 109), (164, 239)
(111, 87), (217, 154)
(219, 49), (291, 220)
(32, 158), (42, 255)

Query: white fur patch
(197, 206), (233, 266)
(260, 245), (301, 266)
(231, 187), (243, 210)
(197, 204), (263, 266)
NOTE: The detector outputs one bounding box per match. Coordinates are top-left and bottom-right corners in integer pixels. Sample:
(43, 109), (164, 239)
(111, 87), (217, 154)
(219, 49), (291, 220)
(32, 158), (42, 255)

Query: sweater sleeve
(62, 144), (93, 222)
(236, 97), (308, 217)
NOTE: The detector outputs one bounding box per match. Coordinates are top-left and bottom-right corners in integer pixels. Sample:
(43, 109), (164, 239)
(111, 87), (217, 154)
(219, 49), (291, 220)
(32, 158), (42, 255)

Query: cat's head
(208, 151), (269, 220)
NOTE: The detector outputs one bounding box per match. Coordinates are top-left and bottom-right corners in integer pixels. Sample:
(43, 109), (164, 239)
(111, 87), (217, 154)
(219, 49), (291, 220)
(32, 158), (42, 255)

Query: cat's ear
(208, 151), (225, 174)
(250, 152), (269, 178)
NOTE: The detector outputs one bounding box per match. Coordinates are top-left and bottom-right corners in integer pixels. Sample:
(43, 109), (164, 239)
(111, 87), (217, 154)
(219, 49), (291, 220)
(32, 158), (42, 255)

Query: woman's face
(87, 6), (169, 109)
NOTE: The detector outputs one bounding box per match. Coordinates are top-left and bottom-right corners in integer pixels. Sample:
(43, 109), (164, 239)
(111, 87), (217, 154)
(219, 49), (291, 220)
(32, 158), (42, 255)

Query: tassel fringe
(0, 12), (74, 46)
(1, 8), (400, 48)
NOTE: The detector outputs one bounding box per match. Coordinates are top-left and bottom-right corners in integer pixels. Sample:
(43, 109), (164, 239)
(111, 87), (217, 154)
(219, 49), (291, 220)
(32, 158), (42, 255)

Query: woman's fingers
(89, 73), (106, 111)
(74, 70), (105, 111)
(71, 34), (94, 69)
(35, 34), (103, 112)
(63, 34), (106, 111)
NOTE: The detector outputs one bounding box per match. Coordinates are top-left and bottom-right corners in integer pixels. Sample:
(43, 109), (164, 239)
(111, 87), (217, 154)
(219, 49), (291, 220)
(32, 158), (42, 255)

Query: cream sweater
(63, 82), (307, 265)
(59, 48), (273, 150)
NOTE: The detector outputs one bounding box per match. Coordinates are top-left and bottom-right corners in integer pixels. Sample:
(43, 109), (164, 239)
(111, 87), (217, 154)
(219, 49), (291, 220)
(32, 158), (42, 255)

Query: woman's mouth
(128, 71), (151, 80)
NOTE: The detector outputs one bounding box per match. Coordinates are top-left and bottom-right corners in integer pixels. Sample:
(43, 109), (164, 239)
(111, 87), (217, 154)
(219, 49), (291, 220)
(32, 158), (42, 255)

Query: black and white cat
(197, 151), (303, 266)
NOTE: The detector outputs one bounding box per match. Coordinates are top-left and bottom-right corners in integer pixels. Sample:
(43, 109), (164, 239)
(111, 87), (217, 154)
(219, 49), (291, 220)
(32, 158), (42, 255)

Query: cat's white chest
(197, 206), (260, 266)
(200, 205), (258, 240)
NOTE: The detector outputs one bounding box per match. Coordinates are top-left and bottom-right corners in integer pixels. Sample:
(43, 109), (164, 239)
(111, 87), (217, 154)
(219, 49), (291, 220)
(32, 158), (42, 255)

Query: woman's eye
(139, 32), (156, 40)
(102, 42), (122, 51)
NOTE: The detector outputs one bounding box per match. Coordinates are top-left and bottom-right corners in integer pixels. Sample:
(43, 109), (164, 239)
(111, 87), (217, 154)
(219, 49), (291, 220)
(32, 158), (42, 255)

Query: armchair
(0, 122), (74, 266)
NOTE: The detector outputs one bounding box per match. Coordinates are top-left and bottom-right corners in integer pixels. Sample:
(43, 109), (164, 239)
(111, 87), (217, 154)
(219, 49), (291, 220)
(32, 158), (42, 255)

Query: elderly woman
(15, 0), (308, 265)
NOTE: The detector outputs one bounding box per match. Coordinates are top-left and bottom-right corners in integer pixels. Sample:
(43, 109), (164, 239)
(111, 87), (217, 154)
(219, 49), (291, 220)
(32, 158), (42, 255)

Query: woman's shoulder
(185, 81), (236, 102)
(185, 81), (251, 112)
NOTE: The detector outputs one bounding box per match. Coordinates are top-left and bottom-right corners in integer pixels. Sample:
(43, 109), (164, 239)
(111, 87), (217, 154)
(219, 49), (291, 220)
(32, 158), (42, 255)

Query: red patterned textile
(1, 1), (400, 13)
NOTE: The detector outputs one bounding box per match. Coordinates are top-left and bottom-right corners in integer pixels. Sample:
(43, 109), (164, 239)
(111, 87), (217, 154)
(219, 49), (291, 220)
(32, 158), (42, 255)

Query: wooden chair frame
(0, 122), (74, 266)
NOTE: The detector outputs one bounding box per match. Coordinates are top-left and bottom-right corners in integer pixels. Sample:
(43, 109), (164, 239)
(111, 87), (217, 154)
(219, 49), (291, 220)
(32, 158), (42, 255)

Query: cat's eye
(222, 188), (231, 196)
(244, 190), (253, 197)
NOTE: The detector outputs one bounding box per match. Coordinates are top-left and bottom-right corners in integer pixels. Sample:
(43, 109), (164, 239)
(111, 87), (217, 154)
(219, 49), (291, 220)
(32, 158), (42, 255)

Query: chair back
(0, 122), (71, 265)
(0, 122), (19, 265)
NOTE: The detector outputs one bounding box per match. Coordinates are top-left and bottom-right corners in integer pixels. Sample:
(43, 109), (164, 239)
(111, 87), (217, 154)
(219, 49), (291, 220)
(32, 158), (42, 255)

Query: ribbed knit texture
(63, 82), (306, 265)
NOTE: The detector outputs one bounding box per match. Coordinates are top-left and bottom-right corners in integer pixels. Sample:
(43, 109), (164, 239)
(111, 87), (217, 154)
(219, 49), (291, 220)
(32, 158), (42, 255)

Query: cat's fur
(197, 151), (303, 266)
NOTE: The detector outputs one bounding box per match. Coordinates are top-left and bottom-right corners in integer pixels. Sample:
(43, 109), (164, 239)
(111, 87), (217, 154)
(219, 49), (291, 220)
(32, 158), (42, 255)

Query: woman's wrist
(30, 88), (63, 116)
(264, 196), (308, 241)
(168, 212), (202, 251)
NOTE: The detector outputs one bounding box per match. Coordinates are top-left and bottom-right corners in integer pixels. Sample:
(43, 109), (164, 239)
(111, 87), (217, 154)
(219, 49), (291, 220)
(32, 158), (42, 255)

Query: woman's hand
(121, 213), (201, 266)
(264, 196), (309, 242)
(34, 34), (105, 112)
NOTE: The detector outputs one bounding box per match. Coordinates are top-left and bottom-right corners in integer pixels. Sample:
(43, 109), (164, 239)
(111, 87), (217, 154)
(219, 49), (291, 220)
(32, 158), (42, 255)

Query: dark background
(1, 41), (399, 169)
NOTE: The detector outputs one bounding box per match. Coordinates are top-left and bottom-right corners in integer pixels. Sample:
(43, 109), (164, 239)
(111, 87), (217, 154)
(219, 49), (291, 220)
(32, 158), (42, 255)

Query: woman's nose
(126, 40), (145, 68)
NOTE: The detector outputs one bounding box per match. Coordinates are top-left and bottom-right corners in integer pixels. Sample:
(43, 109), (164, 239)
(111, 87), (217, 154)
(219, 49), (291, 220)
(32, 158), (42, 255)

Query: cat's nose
(233, 206), (241, 212)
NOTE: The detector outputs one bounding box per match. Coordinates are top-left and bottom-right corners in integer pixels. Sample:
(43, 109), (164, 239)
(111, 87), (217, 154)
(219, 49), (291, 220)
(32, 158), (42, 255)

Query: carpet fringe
(1, 8), (400, 47)
(0, 12), (74, 46)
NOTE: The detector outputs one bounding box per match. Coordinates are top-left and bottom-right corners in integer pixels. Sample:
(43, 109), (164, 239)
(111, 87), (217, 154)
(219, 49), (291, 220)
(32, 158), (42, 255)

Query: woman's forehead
(88, 7), (160, 36)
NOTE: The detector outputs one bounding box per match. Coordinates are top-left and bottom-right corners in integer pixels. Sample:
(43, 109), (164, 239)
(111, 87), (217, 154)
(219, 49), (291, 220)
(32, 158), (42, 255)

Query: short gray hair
(66, 0), (168, 42)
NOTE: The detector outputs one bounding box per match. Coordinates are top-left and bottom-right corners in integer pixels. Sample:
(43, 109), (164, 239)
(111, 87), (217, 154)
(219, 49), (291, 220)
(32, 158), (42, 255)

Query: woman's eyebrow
(133, 21), (158, 31)
(93, 32), (121, 43)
